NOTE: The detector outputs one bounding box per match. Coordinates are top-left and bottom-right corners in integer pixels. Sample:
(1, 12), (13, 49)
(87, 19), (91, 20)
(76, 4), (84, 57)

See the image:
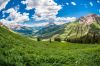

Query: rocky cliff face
(79, 14), (100, 25)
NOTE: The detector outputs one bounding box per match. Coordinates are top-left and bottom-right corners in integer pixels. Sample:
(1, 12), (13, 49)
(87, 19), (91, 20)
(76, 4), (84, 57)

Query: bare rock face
(79, 14), (100, 25)
(0, 22), (3, 26)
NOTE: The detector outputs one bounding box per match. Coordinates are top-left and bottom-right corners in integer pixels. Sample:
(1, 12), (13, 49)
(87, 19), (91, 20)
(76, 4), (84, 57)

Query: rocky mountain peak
(79, 14), (100, 25)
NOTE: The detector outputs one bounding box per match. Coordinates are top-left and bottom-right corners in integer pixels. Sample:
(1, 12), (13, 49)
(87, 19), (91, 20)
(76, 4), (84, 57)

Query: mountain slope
(35, 23), (64, 38)
(60, 14), (100, 43)
(0, 26), (36, 47)
(11, 25), (38, 37)
(11, 23), (64, 38)
(1, 24), (100, 66)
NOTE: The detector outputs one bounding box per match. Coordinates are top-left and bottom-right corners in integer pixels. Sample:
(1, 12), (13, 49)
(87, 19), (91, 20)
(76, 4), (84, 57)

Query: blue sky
(55, 0), (100, 18)
(0, 0), (100, 27)
(0, 0), (35, 19)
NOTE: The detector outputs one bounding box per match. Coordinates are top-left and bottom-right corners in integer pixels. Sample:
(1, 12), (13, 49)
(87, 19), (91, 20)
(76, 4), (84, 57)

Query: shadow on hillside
(65, 34), (100, 44)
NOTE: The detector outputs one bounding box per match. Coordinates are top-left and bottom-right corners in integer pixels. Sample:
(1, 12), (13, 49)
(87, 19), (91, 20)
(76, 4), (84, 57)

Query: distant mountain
(13, 26), (34, 35)
(1, 19), (100, 66)
(11, 22), (64, 38)
(9, 14), (100, 43)
(11, 25), (40, 36)
(59, 14), (100, 43)
(34, 22), (64, 38)
(79, 14), (100, 25)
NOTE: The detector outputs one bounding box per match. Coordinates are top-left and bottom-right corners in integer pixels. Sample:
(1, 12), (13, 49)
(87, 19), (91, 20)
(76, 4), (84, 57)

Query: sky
(0, 0), (100, 27)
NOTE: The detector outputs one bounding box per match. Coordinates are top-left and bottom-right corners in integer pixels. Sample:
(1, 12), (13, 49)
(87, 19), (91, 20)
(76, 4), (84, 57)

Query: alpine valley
(1, 0), (100, 66)
(1, 14), (100, 66)
(11, 14), (100, 43)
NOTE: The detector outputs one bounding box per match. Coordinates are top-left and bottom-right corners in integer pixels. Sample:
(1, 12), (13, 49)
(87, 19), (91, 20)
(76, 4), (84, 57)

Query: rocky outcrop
(79, 14), (99, 25)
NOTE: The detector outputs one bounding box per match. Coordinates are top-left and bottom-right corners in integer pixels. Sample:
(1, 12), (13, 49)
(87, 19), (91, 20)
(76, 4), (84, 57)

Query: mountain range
(8, 14), (100, 43)
(60, 14), (100, 43)
(1, 18), (100, 66)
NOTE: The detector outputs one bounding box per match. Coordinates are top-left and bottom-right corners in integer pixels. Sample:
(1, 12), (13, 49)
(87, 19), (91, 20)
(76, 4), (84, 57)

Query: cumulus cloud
(71, 2), (76, 6)
(0, 0), (77, 27)
(22, 0), (76, 25)
(33, 17), (76, 26)
(55, 17), (76, 25)
(0, 8), (29, 26)
(97, 0), (100, 3)
(56, 17), (76, 22)
(6, 8), (29, 22)
(33, 22), (49, 27)
(21, 1), (27, 4)
(66, 2), (69, 5)
(19, 17), (76, 27)
(32, 0), (61, 21)
(21, 16), (77, 27)
(0, 0), (10, 10)
(20, 22), (49, 27)
(89, 2), (93, 6)
(21, 0), (62, 20)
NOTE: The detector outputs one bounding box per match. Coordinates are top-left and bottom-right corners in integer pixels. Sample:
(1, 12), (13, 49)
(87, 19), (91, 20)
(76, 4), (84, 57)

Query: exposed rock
(79, 14), (99, 25)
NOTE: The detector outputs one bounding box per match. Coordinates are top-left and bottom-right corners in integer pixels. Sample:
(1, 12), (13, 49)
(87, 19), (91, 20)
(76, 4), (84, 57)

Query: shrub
(54, 37), (61, 42)
(37, 37), (41, 41)
(49, 38), (52, 43)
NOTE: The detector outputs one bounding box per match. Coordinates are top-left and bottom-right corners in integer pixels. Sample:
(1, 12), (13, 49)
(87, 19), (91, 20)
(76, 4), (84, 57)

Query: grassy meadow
(0, 26), (100, 66)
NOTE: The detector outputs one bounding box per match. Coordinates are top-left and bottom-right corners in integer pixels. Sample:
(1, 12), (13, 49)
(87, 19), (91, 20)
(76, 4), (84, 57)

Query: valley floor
(0, 41), (100, 66)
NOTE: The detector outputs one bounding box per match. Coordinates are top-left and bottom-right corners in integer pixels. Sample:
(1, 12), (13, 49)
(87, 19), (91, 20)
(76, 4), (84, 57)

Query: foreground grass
(0, 26), (100, 66)
(0, 41), (100, 66)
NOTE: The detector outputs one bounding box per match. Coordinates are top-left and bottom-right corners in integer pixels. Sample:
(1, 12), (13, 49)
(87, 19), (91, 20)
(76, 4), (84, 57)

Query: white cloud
(24, 0), (76, 23)
(21, 1), (27, 4)
(33, 22), (49, 27)
(33, 17), (76, 26)
(14, 5), (20, 11)
(6, 8), (15, 13)
(21, 22), (49, 27)
(54, 22), (65, 25)
(22, 0), (61, 21)
(6, 8), (29, 22)
(71, 2), (76, 6)
(99, 9), (100, 13)
(66, 2), (69, 5)
(0, 19), (10, 25)
(35, 0), (61, 21)
(0, 0), (10, 10)
(19, 17), (77, 27)
(0, 0), (77, 27)
(89, 2), (93, 6)
(0, 8), (29, 26)
(55, 17), (76, 25)
(97, 0), (100, 3)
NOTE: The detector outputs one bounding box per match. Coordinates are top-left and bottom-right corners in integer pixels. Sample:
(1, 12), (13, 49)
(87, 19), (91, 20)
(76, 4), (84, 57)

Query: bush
(49, 38), (52, 43)
(54, 37), (61, 42)
(37, 37), (41, 41)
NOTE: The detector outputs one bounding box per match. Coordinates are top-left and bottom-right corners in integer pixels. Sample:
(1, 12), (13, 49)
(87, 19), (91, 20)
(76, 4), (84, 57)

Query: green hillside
(1, 26), (100, 66)
(58, 14), (100, 43)
(60, 21), (89, 39)
(59, 21), (100, 43)
(35, 23), (64, 38)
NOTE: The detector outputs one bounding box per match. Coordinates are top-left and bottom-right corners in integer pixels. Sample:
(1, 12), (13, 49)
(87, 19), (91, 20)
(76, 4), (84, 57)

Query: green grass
(0, 26), (100, 66)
